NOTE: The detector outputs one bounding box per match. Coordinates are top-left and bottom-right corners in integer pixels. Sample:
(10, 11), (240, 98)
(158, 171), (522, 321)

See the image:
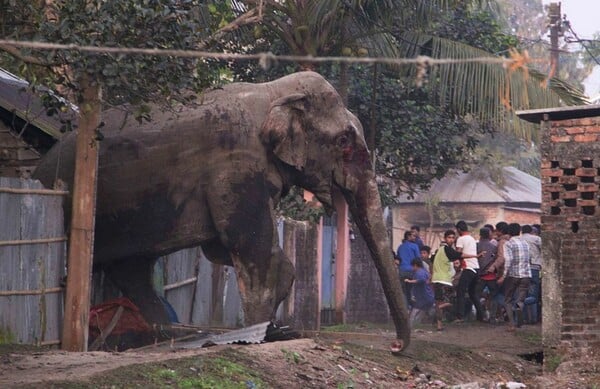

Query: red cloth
(89, 297), (152, 337)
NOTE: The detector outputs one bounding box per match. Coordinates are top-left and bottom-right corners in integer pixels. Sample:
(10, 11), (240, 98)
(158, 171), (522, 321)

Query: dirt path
(1, 322), (597, 388)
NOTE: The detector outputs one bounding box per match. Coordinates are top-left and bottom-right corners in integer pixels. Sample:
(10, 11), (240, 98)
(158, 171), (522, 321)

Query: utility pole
(548, 2), (562, 77)
(61, 76), (101, 351)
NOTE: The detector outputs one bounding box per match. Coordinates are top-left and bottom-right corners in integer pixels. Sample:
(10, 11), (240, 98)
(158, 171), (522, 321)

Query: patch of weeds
(515, 331), (542, 344)
(545, 353), (562, 372)
(337, 380), (355, 388)
(322, 324), (358, 333)
(281, 348), (303, 364)
(0, 327), (15, 344)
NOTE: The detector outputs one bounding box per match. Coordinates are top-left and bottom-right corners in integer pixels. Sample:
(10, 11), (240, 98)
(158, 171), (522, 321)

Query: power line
(0, 38), (518, 69)
(564, 20), (600, 67)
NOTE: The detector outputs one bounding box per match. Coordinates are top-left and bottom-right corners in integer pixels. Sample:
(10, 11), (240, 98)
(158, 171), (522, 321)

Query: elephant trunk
(341, 173), (411, 349)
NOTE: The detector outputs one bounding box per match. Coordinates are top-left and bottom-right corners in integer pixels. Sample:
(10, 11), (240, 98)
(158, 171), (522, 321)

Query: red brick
(576, 118), (595, 126)
(541, 169), (563, 177)
(559, 176), (579, 184)
(578, 199), (597, 207)
(585, 126), (600, 133)
(578, 183), (598, 192)
(561, 191), (580, 199)
(551, 135), (572, 143)
(574, 134), (598, 142)
(566, 127), (585, 135)
(541, 161), (552, 169)
(576, 168), (596, 176)
(545, 184), (563, 191)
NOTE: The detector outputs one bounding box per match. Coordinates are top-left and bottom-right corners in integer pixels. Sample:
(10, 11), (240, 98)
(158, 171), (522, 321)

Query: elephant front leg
(208, 176), (295, 325)
(231, 245), (295, 324)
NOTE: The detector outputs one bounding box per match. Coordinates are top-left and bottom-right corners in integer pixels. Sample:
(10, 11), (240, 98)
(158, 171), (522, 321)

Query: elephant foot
(390, 339), (405, 355)
(104, 258), (170, 326)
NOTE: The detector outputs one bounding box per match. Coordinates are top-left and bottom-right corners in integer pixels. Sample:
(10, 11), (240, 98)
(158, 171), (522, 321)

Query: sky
(541, 0), (600, 97)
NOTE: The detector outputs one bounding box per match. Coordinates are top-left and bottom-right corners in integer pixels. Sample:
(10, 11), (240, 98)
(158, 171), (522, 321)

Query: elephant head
(260, 71), (411, 349)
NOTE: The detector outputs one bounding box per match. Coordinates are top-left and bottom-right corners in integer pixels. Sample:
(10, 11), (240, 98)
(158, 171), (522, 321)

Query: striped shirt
(503, 236), (532, 279)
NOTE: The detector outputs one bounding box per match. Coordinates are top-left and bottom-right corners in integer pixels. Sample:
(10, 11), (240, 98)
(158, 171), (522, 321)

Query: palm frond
(395, 32), (588, 139)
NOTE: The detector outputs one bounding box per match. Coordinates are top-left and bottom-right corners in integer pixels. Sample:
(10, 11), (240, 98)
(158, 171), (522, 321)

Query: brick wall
(541, 116), (600, 362)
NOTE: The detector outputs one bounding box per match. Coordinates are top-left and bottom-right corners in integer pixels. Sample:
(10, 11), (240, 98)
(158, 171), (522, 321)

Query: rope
(0, 39), (516, 68)
(0, 187), (68, 196)
(0, 237), (67, 247)
(0, 287), (63, 296)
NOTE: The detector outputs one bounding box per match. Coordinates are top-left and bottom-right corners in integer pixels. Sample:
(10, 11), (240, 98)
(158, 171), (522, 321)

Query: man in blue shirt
(396, 230), (421, 307)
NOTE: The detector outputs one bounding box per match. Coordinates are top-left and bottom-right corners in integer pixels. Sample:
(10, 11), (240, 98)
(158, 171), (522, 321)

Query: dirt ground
(1, 322), (599, 388)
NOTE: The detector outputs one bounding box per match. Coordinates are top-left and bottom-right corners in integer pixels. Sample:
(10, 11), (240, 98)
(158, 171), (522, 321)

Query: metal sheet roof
(396, 167), (541, 204)
(0, 68), (77, 139)
(180, 322), (271, 348)
(516, 104), (600, 123)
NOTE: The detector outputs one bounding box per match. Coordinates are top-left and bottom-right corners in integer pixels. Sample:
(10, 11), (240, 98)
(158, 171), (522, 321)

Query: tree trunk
(61, 76), (101, 351)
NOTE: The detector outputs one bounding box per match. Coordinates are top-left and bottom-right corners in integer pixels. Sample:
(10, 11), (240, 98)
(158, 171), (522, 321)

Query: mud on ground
(1, 322), (599, 388)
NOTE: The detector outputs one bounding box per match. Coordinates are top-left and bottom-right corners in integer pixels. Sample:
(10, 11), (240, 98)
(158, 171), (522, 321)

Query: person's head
(495, 221), (509, 237)
(522, 225), (533, 234)
(508, 222), (521, 237)
(533, 224), (541, 235)
(411, 257), (424, 270)
(479, 227), (491, 240)
(420, 246), (431, 259)
(455, 220), (469, 235)
(404, 230), (415, 242)
(484, 224), (495, 234)
(411, 225), (421, 237)
(443, 229), (456, 245)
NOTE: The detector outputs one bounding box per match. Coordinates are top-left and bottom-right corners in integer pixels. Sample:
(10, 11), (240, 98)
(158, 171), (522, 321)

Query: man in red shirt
(477, 227), (499, 323)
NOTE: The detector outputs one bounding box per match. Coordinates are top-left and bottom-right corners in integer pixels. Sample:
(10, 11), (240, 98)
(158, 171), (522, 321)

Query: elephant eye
(336, 133), (351, 148)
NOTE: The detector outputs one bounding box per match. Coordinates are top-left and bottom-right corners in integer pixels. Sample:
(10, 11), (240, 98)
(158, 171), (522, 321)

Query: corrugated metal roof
(396, 167), (540, 204)
(0, 68), (77, 139)
(516, 104), (600, 123)
(180, 322), (271, 348)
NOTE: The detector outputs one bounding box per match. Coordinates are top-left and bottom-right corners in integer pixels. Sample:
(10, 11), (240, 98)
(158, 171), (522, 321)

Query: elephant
(33, 71), (410, 349)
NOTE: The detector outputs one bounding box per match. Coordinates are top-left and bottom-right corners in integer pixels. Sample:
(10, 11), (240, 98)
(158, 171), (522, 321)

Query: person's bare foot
(506, 326), (516, 332)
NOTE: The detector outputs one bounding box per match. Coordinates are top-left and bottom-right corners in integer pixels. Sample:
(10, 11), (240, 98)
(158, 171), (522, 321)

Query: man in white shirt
(454, 220), (485, 322)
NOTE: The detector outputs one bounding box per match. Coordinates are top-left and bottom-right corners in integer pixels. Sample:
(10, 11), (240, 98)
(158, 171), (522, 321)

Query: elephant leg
(104, 257), (170, 326)
(208, 176), (295, 325)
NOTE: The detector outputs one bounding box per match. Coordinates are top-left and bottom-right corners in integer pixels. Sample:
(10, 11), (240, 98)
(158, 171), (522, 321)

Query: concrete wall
(541, 116), (600, 361)
(345, 228), (390, 324)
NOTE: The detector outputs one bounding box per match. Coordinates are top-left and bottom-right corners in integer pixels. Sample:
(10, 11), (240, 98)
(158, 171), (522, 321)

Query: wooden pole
(61, 76), (101, 352)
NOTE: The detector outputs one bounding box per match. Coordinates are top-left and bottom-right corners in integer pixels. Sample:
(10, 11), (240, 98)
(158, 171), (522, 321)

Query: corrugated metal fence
(0, 178), (67, 345)
(157, 218), (320, 330)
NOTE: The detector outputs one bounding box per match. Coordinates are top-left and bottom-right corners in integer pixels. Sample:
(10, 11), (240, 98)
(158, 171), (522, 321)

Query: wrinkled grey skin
(34, 71), (410, 348)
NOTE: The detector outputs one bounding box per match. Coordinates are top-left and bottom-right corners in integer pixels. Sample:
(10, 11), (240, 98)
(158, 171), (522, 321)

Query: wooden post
(61, 76), (101, 351)
(334, 191), (349, 324)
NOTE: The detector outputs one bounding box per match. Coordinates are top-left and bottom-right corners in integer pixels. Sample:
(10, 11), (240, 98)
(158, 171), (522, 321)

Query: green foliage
(433, 7), (520, 54)
(339, 64), (480, 197)
(1, 1), (222, 110)
(276, 187), (325, 223)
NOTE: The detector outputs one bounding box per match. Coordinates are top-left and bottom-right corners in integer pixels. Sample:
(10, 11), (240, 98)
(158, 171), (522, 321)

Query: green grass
(545, 353), (562, 373)
(22, 349), (268, 389)
(0, 326), (15, 344)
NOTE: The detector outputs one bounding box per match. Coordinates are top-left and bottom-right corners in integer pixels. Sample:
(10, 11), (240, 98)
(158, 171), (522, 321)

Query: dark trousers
(456, 269), (484, 320)
(399, 270), (413, 308)
(503, 276), (531, 326)
(479, 278), (500, 322)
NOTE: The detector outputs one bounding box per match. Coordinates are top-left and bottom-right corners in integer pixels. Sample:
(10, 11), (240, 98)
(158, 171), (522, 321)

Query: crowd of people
(395, 221), (542, 332)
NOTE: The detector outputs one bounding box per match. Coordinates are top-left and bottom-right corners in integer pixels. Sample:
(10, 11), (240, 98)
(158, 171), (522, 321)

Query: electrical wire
(564, 20), (600, 67)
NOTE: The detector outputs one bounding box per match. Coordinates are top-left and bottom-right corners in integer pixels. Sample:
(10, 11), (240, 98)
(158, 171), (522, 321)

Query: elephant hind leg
(104, 257), (170, 326)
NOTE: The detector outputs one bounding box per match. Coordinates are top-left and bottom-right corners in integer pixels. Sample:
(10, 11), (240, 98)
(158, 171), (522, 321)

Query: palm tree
(241, 0), (587, 136)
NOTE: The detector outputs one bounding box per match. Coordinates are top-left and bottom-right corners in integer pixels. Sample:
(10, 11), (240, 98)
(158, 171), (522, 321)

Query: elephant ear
(260, 94), (308, 170)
